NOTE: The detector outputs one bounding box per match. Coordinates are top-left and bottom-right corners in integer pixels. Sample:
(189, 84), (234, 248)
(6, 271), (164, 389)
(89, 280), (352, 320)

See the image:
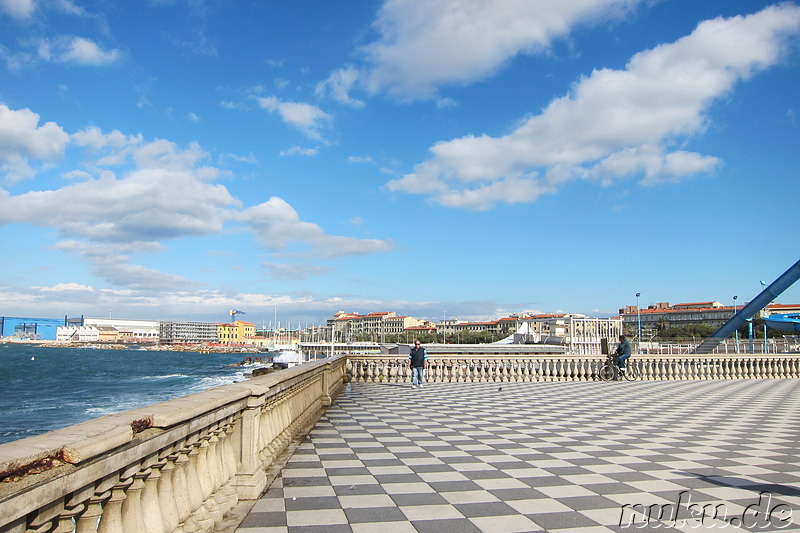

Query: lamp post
(442, 310), (447, 344)
(733, 295), (739, 353)
(636, 292), (641, 352)
(760, 280), (768, 353)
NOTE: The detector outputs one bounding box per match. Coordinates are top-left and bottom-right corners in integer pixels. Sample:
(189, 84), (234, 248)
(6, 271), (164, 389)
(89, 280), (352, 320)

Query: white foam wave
(139, 374), (191, 380)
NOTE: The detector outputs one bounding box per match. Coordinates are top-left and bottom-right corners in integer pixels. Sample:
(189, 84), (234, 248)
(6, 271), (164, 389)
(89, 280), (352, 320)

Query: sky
(1, 0), (799, 327)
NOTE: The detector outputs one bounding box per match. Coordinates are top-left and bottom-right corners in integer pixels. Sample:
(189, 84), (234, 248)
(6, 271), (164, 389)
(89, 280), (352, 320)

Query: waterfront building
(327, 311), (428, 342)
(508, 314), (622, 355)
(56, 325), (99, 342)
(57, 317), (159, 343)
(324, 310), (618, 354)
(159, 320), (217, 345)
(217, 320), (256, 345)
(619, 301), (800, 336)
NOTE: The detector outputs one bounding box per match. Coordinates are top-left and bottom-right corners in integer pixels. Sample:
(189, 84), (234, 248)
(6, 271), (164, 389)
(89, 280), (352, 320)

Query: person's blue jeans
(618, 353), (630, 371)
(411, 366), (424, 386)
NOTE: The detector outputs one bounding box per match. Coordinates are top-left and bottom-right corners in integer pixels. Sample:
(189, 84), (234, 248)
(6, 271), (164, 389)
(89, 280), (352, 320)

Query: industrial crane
(229, 309), (246, 322)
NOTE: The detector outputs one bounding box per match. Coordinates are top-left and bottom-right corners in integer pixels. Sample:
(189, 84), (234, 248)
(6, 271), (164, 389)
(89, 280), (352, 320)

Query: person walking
(408, 340), (427, 388)
(615, 335), (632, 373)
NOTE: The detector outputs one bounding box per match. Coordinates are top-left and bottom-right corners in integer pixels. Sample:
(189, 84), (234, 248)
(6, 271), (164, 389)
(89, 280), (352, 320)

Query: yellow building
(217, 320), (256, 344)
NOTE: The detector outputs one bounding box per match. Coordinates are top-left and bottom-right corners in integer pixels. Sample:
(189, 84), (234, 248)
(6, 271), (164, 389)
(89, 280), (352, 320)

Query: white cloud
(0, 138), (237, 243)
(241, 197), (393, 259)
(1, 0), (34, 18)
(0, 115), (394, 291)
(387, 4), (800, 209)
(0, 104), (69, 182)
(279, 145), (318, 157)
(348, 155), (374, 164)
(38, 36), (121, 66)
(257, 96), (332, 139)
(263, 262), (334, 281)
(315, 66), (366, 108)
(38, 282), (95, 292)
(360, 0), (642, 101)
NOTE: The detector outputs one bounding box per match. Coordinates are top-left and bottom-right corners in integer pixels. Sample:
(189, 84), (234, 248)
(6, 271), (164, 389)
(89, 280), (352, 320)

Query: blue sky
(1, 0), (798, 327)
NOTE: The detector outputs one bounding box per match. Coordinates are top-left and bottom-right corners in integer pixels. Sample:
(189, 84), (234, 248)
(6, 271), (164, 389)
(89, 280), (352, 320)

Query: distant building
(57, 326), (99, 342)
(159, 321), (217, 345)
(328, 311), (428, 341)
(619, 301), (800, 333)
(58, 318), (158, 343)
(509, 314), (622, 355)
(217, 320), (256, 344)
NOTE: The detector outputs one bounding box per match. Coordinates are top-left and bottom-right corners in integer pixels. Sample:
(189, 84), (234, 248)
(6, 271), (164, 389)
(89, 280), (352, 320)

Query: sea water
(0, 343), (253, 445)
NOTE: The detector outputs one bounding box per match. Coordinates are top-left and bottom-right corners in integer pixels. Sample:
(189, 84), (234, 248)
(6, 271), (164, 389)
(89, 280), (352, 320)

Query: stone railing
(0, 356), (346, 533)
(2, 350), (799, 533)
(346, 353), (800, 382)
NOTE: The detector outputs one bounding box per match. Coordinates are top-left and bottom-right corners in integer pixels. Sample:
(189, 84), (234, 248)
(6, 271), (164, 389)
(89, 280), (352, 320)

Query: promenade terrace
(1, 351), (800, 532)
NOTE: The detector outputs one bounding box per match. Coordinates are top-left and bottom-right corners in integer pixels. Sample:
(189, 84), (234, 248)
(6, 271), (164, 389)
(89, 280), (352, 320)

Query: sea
(0, 343), (255, 445)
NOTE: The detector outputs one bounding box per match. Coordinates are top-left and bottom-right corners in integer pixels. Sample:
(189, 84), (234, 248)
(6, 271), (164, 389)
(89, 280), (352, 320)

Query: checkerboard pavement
(235, 379), (800, 532)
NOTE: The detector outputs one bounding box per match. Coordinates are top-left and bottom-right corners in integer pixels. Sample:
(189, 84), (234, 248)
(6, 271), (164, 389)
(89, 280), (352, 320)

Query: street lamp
(635, 293), (641, 352)
(442, 310), (447, 344)
(733, 295), (739, 352)
(760, 280), (768, 353)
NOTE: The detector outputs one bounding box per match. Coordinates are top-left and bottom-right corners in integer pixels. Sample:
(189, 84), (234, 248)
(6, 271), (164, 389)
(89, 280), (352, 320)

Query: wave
(138, 374), (191, 380)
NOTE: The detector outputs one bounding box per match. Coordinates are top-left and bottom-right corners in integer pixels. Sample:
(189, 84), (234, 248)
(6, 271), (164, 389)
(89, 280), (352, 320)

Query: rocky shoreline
(0, 339), (265, 354)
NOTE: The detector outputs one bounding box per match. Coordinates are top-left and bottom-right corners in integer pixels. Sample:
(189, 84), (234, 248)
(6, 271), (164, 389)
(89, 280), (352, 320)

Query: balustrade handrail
(0, 351), (798, 533)
(0, 355), (346, 533)
(346, 352), (800, 383)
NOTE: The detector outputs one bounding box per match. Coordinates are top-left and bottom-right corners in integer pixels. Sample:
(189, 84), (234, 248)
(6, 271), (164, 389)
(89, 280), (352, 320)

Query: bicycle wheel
(598, 364), (616, 381)
(623, 364), (639, 381)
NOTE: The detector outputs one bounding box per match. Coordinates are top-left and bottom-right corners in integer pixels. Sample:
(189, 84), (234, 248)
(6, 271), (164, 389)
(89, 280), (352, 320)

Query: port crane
(229, 309), (246, 322)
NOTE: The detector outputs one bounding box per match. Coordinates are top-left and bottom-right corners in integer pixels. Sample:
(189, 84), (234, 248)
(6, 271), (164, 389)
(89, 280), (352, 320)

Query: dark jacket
(615, 339), (631, 357)
(409, 346), (427, 368)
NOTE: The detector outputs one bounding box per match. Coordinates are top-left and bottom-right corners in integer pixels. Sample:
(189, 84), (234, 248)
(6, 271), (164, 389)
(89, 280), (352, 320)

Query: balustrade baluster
(27, 496), (68, 533)
(159, 457), (181, 533)
(183, 443), (205, 521)
(173, 449), (195, 527)
(715, 358), (724, 380)
(120, 474), (146, 533)
(53, 503), (82, 533)
(76, 499), (104, 533)
(208, 430), (224, 493)
(140, 466), (165, 533)
(195, 439), (214, 505)
(97, 486), (125, 533)
(210, 428), (235, 518)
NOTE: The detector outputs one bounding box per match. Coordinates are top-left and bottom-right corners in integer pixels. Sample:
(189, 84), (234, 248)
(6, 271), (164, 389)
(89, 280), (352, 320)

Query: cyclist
(615, 335), (631, 374)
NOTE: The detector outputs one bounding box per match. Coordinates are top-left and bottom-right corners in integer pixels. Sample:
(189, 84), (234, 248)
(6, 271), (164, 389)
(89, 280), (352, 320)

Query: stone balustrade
(0, 356), (346, 533)
(1, 350), (799, 533)
(346, 353), (800, 382)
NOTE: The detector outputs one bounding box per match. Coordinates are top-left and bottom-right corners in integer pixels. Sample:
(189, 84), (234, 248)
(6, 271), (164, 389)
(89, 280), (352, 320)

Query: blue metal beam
(694, 259), (800, 354)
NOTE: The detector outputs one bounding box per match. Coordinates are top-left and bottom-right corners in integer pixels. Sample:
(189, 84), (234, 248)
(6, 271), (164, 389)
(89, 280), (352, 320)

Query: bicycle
(598, 354), (638, 381)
